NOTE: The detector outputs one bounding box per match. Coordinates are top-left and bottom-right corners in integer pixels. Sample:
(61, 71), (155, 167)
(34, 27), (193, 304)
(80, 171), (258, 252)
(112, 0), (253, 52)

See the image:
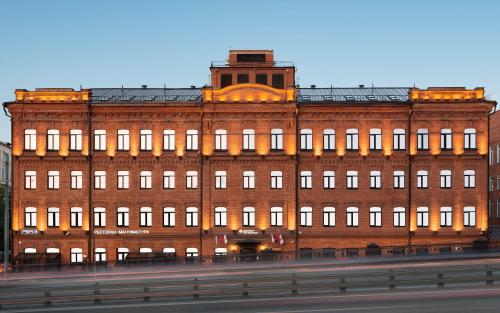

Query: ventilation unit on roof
(345, 95), (355, 101)
(142, 85), (147, 89)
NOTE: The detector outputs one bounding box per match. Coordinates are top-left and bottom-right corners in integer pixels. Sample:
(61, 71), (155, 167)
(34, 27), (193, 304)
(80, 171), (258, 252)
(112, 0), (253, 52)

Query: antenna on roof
(80, 84), (82, 90)
(121, 85), (124, 95)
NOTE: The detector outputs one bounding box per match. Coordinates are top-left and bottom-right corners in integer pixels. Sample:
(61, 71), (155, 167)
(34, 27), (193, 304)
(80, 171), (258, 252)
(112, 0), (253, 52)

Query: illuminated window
(346, 207), (359, 227)
(393, 128), (405, 150)
(270, 128), (283, 150)
(346, 128), (359, 151)
(186, 171), (198, 189)
(25, 170), (36, 189)
(300, 129), (313, 151)
(323, 129), (335, 151)
(300, 207), (312, 227)
(323, 171), (335, 189)
(242, 129), (255, 151)
(24, 129), (37, 151)
(140, 207), (152, 227)
(47, 207), (60, 227)
(417, 170), (428, 188)
(369, 207), (382, 227)
(464, 128), (476, 150)
(243, 207), (255, 226)
(271, 170), (283, 189)
(270, 207), (283, 226)
(186, 129), (198, 151)
(24, 248), (36, 254)
(215, 129), (227, 151)
(163, 171), (175, 189)
(393, 170), (405, 189)
(440, 170), (452, 188)
(323, 207), (335, 227)
(417, 207), (429, 227)
(70, 129), (82, 151)
(140, 171), (152, 189)
(440, 207), (452, 227)
(464, 170), (475, 188)
(117, 207), (129, 227)
(186, 247), (198, 258)
(214, 207), (227, 227)
(48, 170), (60, 189)
(440, 129), (452, 150)
(117, 171), (129, 189)
(163, 130), (175, 151)
(464, 207), (476, 227)
(215, 170), (227, 189)
(47, 129), (60, 151)
(94, 207), (106, 227)
(24, 207), (37, 227)
(243, 171), (255, 189)
(301, 171), (312, 189)
(95, 248), (106, 262)
(393, 207), (406, 227)
(369, 128), (381, 150)
(117, 248), (129, 261)
(70, 207), (82, 227)
(417, 128), (429, 150)
(346, 170), (358, 189)
(186, 207), (198, 226)
(163, 207), (175, 227)
(140, 129), (152, 151)
(215, 247), (228, 256)
(370, 171), (381, 189)
(117, 129), (129, 151)
(70, 248), (83, 263)
(94, 171), (106, 189)
(70, 171), (83, 189)
(94, 129), (106, 151)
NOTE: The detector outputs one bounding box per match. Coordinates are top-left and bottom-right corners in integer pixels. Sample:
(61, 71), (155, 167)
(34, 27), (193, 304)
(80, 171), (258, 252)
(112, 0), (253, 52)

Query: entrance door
(238, 242), (259, 262)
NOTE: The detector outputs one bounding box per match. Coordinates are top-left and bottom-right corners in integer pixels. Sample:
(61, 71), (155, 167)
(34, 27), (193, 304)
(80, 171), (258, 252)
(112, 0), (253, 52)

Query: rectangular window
(271, 171), (283, 189)
(393, 207), (406, 227)
(369, 207), (382, 227)
(140, 171), (152, 189)
(47, 129), (60, 151)
(94, 129), (106, 151)
(70, 207), (83, 227)
(464, 129), (476, 150)
(497, 144), (500, 164)
(48, 170), (60, 189)
(117, 129), (130, 151)
(94, 171), (106, 189)
(140, 207), (152, 227)
(70, 248), (83, 263)
(243, 171), (255, 189)
(490, 177), (494, 191)
(186, 207), (199, 227)
(140, 129), (152, 151)
(95, 248), (106, 263)
(440, 129), (452, 150)
(186, 171), (198, 189)
(70, 129), (82, 151)
(243, 207), (255, 226)
(24, 207), (37, 227)
(393, 129), (406, 150)
(242, 129), (255, 151)
(163, 171), (175, 189)
(497, 176), (500, 190)
(417, 207), (429, 227)
(24, 129), (37, 151)
(323, 171), (335, 189)
(463, 207), (476, 227)
(300, 171), (312, 189)
(256, 73), (267, 85)
(270, 207), (283, 226)
(221, 74), (232, 88)
(300, 129), (312, 151)
(116, 207), (129, 227)
(369, 128), (382, 150)
(186, 130), (198, 151)
(163, 207), (175, 227)
(347, 170), (358, 189)
(94, 207), (106, 227)
(237, 73), (249, 84)
(323, 129), (335, 151)
(47, 207), (60, 227)
(417, 170), (428, 188)
(25, 170), (36, 189)
(440, 207), (452, 227)
(214, 207), (227, 227)
(417, 129), (429, 150)
(215, 129), (227, 151)
(300, 207), (313, 227)
(490, 146), (494, 165)
(70, 171), (83, 189)
(370, 171), (381, 189)
(464, 170), (476, 188)
(323, 207), (335, 227)
(346, 207), (359, 227)
(346, 129), (359, 150)
(163, 130), (175, 151)
(215, 171), (227, 189)
(270, 129), (283, 150)
(440, 170), (452, 188)
(393, 171), (405, 189)
(117, 171), (129, 189)
(271, 74), (284, 89)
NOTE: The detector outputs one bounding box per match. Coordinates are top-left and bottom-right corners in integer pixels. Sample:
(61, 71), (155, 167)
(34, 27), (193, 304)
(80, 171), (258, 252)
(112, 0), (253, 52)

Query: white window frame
(95, 248), (106, 262)
(243, 207), (255, 227)
(70, 171), (83, 189)
(24, 207), (37, 227)
(94, 207), (106, 227)
(70, 248), (83, 263)
(140, 129), (152, 151)
(346, 207), (359, 227)
(417, 170), (428, 188)
(393, 128), (406, 150)
(47, 207), (60, 227)
(117, 207), (129, 227)
(47, 129), (60, 151)
(369, 207), (382, 227)
(300, 129), (313, 151)
(163, 129), (175, 151)
(140, 207), (152, 227)
(48, 170), (60, 189)
(323, 129), (335, 151)
(393, 207), (406, 227)
(242, 129), (255, 151)
(215, 170), (227, 189)
(117, 170), (129, 189)
(243, 171), (255, 189)
(440, 207), (452, 227)
(70, 129), (82, 151)
(117, 129), (130, 151)
(186, 207), (198, 227)
(369, 128), (382, 150)
(464, 128), (476, 150)
(25, 170), (36, 189)
(163, 207), (175, 227)
(270, 128), (283, 150)
(393, 170), (405, 189)
(186, 129), (198, 151)
(464, 206), (476, 227)
(464, 170), (475, 188)
(346, 128), (359, 150)
(440, 170), (452, 188)
(140, 171), (152, 189)
(416, 207), (429, 227)
(215, 129), (227, 151)
(24, 129), (37, 151)
(347, 170), (358, 189)
(270, 207), (283, 226)
(300, 171), (312, 189)
(370, 170), (381, 189)
(94, 170), (106, 189)
(186, 170), (198, 189)
(214, 207), (227, 227)
(94, 129), (106, 151)
(163, 171), (175, 189)
(271, 170), (283, 189)
(440, 128), (452, 150)
(417, 128), (429, 150)
(300, 207), (313, 227)
(323, 207), (335, 227)
(70, 207), (82, 227)
(323, 171), (335, 189)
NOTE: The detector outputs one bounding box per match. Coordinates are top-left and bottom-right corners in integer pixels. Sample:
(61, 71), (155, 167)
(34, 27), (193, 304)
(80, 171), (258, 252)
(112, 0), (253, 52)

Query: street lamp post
(3, 152), (10, 279)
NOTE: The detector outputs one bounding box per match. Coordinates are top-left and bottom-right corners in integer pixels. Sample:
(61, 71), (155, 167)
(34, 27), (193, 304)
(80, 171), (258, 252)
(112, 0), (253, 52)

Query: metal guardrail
(0, 264), (498, 309)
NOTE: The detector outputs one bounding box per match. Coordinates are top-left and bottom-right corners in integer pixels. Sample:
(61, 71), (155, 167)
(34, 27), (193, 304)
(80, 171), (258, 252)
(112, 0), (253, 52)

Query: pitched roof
(90, 88), (202, 103)
(298, 87), (410, 103)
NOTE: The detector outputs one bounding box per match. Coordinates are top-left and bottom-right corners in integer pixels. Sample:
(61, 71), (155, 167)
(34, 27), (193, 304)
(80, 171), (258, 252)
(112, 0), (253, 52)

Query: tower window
(237, 74), (249, 84)
(221, 74), (232, 88)
(256, 74), (268, 85)
(272, 74), (284, 89)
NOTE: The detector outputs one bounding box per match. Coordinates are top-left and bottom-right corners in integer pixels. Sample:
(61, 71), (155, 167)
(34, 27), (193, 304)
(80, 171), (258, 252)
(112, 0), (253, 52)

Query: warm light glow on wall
(430, 206), (440, 232)
(36, 132), (46, 156)
(107, 135), (116, 157)
(229, 215), (239, 231)
(81, 135), (89, 156)
(429, 131), (441, 155)
(202, 84), (295, 103)
(153, 132), (162, 157)
(285, 135), (296, 155)
(130, 130), (139, 157)
(477, 133), (488, 155)
(313, 132), (322, 156)
(228, 133), (240, 156)
(256, 133), (269, 155)
(409, 88), (485, 101)
(59, 134), (69, 157)
(288, 207), (296, 231)
(202, 134), (212, 156)
(453, 133), (463, 155)
(15, 89), (90, 102)
(409, 133), (417, 155)
(11, 210), (19, 231)
(382, 129), (392, 156)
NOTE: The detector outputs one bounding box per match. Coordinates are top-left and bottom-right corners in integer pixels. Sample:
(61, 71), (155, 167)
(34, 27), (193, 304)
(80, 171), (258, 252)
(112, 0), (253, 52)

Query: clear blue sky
(1, 0), (499, 143)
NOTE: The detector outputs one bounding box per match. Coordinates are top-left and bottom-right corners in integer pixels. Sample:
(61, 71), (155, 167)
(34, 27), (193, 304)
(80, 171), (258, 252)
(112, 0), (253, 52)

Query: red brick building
(3, 50), (496, 265)
(489, 109), (500, 229)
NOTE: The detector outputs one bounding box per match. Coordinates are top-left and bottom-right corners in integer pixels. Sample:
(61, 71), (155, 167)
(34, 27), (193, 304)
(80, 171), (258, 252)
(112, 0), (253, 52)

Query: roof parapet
(15, 88), (90, 102)
(409, 87), (484, 101)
